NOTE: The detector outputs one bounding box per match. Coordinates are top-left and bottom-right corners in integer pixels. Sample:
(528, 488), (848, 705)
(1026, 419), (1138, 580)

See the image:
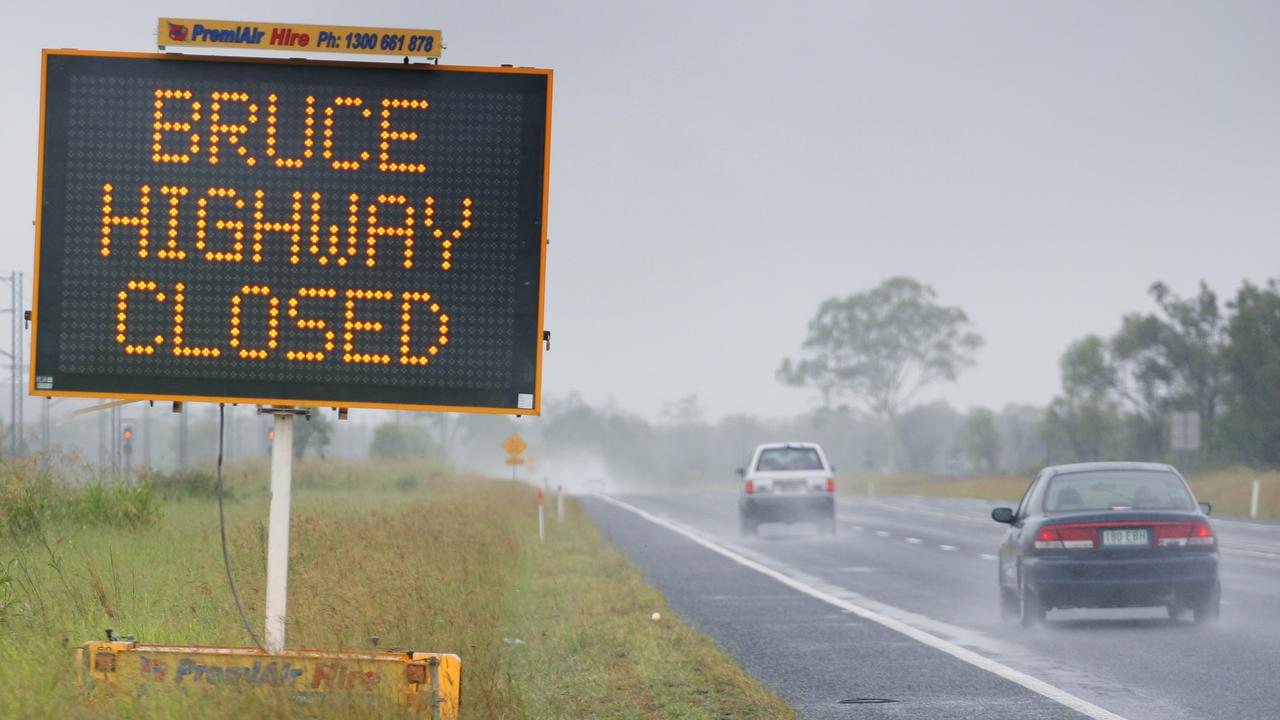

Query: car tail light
(826, 478), (835, 493)
(1155, 523), (1191, 547)
(1153, 522), (1216, 547)
(1033, 527), (1063, 550)
(1056, 525), (1098, 549)
(745, 480), (754, 495)
(1188, 521), (1216, 547)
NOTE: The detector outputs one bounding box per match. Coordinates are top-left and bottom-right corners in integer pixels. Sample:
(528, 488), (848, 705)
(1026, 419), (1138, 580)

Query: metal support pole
(16, 271), (22, 455)
(6, 271), (15, 457)
(40, 397), (49, 455)
(97, 405), (106, 471)
(178, 410), (189, 468)
(110, 404), (120, 477)
(264, 410), (295, 654)
(142, 401), (151, 470)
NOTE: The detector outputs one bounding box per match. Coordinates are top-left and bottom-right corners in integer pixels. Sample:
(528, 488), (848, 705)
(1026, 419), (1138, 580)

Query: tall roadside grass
(0, 457), (161, 536)
(0, 461), (793, 719)
(837, 466), (1280, 521)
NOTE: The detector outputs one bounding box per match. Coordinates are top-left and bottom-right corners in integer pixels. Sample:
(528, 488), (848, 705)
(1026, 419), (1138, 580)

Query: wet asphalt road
(580, 492), (1280, 720)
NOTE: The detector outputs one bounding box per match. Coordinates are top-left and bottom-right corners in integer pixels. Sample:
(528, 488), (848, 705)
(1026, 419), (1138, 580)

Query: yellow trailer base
(77, 641), (461, 718)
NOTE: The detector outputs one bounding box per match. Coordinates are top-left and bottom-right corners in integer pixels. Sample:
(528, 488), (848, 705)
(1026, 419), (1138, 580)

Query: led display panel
(33, 51), (551, 413)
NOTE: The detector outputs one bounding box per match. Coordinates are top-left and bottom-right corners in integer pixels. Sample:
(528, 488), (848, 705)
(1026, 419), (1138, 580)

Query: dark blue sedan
(992, 462), (1219, 627)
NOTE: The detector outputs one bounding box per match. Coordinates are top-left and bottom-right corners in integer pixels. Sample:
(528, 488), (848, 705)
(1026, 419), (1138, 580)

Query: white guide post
(1251, 479), (1261, 519)
(264, 411), (295, 654)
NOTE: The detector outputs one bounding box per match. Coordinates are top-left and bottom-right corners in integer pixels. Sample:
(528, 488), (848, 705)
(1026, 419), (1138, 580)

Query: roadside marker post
(537, 488), (545, 544)
(1251, 479), (1261, 519)
(557, 484), (564, 524)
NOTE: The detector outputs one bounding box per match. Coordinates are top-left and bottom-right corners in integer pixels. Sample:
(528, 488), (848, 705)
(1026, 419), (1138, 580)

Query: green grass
(0, 459), (794, 719)
(838, 467), (1280, 521)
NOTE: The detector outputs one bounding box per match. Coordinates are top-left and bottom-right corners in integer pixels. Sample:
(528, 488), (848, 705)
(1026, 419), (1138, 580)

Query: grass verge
(0, 461), (794, 719)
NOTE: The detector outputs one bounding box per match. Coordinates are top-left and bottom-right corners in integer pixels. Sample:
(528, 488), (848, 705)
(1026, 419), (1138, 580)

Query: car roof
(1043, 461), (1179, 476)
(754, 441), (823, 451)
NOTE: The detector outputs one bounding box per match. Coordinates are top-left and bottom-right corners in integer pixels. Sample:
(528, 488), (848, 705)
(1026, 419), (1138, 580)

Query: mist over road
(582, 492), (1280, 720)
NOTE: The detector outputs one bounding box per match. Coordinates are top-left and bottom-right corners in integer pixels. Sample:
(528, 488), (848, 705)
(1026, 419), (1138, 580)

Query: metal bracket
(543, 330), (551, 351)
(257, 406), (310, 418)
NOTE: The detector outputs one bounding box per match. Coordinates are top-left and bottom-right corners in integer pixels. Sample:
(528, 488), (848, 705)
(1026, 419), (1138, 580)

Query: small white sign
(36, 376), (54, 390)
(517, 393), (534, 410)
(1170, 411), (1201, 451)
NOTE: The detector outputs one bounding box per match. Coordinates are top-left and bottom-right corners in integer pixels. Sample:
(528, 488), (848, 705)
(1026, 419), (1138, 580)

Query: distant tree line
(1044, 279), (1280, 469)
(428, 276), (1280, 486)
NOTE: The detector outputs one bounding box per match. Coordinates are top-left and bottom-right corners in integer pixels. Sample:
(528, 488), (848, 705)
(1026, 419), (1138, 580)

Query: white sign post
(264, 409), (296, 654)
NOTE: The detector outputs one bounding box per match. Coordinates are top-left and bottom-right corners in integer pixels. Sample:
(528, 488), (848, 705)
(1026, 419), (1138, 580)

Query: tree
(293, 410), (334, 459)
(1111, 281), (1228, 456)
(1042, 336), (1122, 463)
(996, 404), (1047, 472)
(898, 401), (962, 474)
(778, 277), (983, 470)
(956, 407), (1000, 473)
(1221, 280), (1280, 466)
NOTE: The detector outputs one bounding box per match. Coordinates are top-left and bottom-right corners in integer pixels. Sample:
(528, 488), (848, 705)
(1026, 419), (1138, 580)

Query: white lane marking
(875, 530), (892, 538)
(906, 537), (923, 545)
(939, 545), (958, 552)
(851, 525), (864, 531)
(979, 554), (998, 561)
(597, 494), (1127, 720)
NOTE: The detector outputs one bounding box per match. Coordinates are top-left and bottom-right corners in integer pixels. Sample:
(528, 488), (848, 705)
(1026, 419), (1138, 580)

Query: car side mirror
(991, 507), (1015, 524)
(735, 467), (746, 478)
(1199, 502), (1212, 516)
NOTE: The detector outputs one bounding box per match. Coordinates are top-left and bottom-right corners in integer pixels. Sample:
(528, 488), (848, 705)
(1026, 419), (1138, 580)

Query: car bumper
(741, 494), (834, 523)
(1024, 552), (1219, 609)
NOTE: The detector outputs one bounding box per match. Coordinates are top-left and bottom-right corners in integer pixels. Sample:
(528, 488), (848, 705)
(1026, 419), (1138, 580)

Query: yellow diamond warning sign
(502, 433), (527, 458)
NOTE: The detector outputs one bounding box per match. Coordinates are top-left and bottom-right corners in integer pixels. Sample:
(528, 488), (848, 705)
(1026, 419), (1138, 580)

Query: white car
(737, 442), (836, 536)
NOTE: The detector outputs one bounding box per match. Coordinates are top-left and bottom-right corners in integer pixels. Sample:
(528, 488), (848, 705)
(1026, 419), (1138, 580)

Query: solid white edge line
(596, 494), (1128, 720)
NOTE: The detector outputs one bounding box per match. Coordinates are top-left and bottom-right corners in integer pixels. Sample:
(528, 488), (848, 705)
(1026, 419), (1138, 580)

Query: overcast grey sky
(6, 1), (1278, 421)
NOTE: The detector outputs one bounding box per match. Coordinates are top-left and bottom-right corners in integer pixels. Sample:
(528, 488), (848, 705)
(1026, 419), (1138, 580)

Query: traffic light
(122, 422), (134, 458)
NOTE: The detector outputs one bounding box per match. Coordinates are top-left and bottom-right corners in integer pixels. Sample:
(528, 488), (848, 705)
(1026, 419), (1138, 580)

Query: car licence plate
(1102, 528), (1149, 546)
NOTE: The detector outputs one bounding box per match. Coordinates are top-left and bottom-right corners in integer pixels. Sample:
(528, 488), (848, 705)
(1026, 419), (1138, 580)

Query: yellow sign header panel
(79, 642), (460, 717)
(158, 18), (442, 58)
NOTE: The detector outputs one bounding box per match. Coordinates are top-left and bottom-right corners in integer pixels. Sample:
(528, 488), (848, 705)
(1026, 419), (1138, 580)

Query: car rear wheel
(1193, 581), (1221, 625)
(1000, 586), (1018, 622)
(1019, 580), (1045, 628)
(818, 511), (837, 536)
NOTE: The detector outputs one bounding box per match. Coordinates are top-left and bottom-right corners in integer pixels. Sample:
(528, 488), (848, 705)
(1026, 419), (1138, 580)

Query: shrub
(0, 459), (162, 537)
(143, 467), (225, 499)
(369, 422), (441, 460)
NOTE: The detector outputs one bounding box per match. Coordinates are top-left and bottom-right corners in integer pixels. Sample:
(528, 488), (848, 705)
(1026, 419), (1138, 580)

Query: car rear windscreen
(755, 447), (824, 472)
(1044, 470), (1195, 512)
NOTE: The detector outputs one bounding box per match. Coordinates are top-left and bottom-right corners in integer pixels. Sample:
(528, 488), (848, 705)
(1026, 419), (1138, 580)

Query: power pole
(1, 272), (23, 456)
